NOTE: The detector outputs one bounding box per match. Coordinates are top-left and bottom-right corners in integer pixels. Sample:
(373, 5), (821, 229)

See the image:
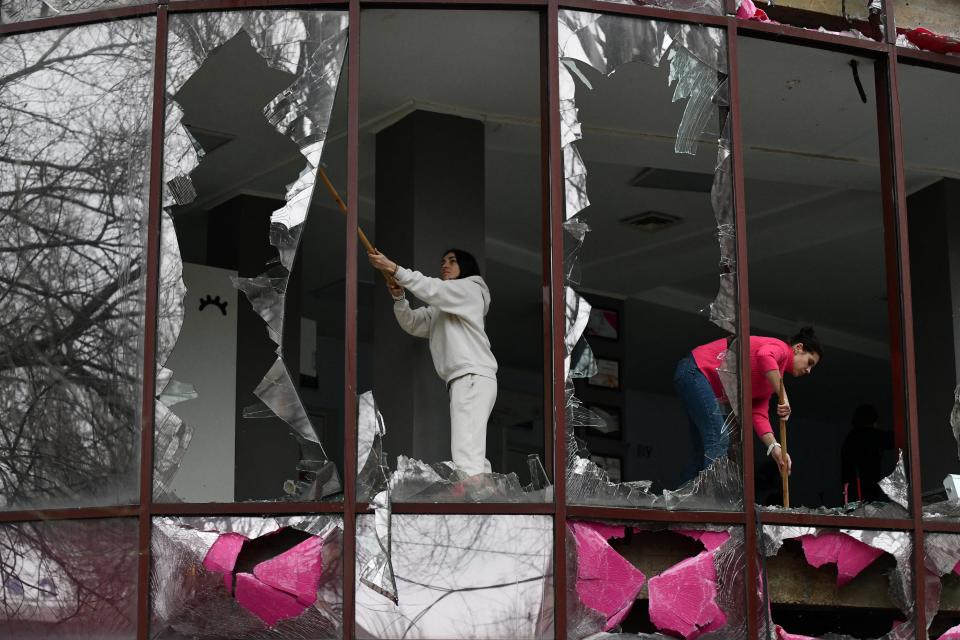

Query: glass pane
(355, 10), (549, 503)
(151, 515), (342, 638)
(894, 0), (960, 51)
(0, 19), (154, 510)
(566, 519), (746, 638)
(559, 11), (742, 511)
(735, 0), (884, 40)
(593, 0), (723, 16)
(740, 39), (909, 517)
(762, 525), (916, 636)
(897, 63), (960, 521)
(155, 10), (349, 503)
(925, 532), (960, 636)
(355, 514), (553, 638)
(0, 0), (147, 23)
(0, 518), (138, 637)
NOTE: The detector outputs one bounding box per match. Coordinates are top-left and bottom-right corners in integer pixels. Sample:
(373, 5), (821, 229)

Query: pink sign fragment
(798, 531), (884, 587)
(905, 28), (960, 56)
(202, 532), (248, 594)
(253, 536), (323, 605)
(235, 572), (309, 627)
(648, 550), (727, 640)
(940, 623), (960, 640)
(673, 529), (731, 552)
(570, 522), (646, 630)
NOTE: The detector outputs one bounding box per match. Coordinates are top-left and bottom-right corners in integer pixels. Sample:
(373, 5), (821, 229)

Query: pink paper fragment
(736, 0), (771, 22)
(798, 532), (885, 587)
(571, 522), (646, 631)
(940, 623), (960, 640)
(952, 558), (960, 577)
(648, 551), (726, 640)
(776, 624), (817, 640)
(203, 532), (248, 575)
(673, 529), (731, 552)
(253, 536), (323, 605)
(235, 573), (309, 627)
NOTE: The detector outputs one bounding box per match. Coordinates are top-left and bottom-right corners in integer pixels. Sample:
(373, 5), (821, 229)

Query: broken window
(567, 519), (746, 638)
(151, 515), (343, 637)
(897, 63), (960, 520)
(594, 0), (723, 15)
(0, 0), (146, 23)
(735, 0), (884, 40)
(355, 514), (553, 638)
(559, 11), (743, 510)
(761, 525), (917, 638)
(155, 10), (349, 503)
(0, 518), (138, 636)
(924, 532), (960, 637)
(355, 10), (550, 503)
(740, 38), (909, 516)
(0, 19), (154, 510)
(894, 0), (960, 53)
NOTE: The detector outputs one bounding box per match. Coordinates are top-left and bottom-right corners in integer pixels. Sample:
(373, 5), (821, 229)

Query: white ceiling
(174, 9), (960, 363)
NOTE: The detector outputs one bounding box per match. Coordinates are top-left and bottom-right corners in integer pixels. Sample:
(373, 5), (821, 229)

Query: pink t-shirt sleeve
(755, 343), (786, 375)
(752, 397), (773, 438)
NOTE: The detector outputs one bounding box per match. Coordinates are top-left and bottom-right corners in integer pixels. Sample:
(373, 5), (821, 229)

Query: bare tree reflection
(0, 20), (154, 509)
(356, 515), (553, 639)
(0, 519), (138, 635)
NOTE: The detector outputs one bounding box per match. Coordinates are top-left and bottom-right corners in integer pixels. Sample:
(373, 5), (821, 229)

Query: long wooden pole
(318, 167), (397, 286)
(778, 378), (790, 508)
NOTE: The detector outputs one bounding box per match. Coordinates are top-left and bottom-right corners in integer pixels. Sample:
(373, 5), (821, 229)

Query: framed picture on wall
(584, 404), (621, 439)
(585, 306), (619, 341)
(590, 454), (623, 483)
(588, 358), (620, 390)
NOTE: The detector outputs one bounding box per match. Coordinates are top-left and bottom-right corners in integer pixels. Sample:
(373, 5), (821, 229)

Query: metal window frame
(0, 0), (957, 637)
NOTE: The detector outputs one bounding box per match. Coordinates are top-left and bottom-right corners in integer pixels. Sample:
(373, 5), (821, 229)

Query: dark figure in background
(840, 404), (895, 503)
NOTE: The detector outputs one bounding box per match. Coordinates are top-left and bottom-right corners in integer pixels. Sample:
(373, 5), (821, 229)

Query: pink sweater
(691, 336), (792, 438)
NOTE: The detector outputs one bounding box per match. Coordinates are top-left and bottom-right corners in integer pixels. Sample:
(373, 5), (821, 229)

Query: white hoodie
(392, 266), (498, 384)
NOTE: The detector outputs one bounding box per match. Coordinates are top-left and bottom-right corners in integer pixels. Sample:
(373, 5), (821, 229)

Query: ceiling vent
(620, 211), (682, 233)
(629, 167), (714, 192)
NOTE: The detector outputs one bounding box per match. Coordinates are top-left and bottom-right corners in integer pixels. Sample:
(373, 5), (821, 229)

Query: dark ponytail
(443, 248), (481, 279)
(789, 326), (823, 358)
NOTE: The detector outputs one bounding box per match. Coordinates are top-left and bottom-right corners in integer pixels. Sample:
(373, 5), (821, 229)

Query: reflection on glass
(355, 514), (552, 638)
(356, 10), (548, 503)
(559, 11), (741, 510)
(0, 519), (138, 637)
(735, 0), (883, 40)
(0, 19), (154, 510)
(154, 11), (348, 503)
(592, 0), (723, 16)
(762, 525), (915, 636)
(151, 515), (343, 638)
(567, 520), (746, 638)
(0, 0), (146, 23)
(740, 40), (906, 515)
(897, 64), (960, 521)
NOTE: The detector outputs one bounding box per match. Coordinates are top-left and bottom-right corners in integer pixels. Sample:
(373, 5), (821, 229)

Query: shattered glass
(0, 518), (138, 636)
(155, 11), (348, 502)
(567, 521), (746, 639)
(586, 0), (723, 16)
(559, 10), (741, 509)
(761, 525), (918, 638)
(0, 20), (154, 510)
(355, 514), (553, 639)
(0, 0), (146, 22)
(151, 515), (342, 638)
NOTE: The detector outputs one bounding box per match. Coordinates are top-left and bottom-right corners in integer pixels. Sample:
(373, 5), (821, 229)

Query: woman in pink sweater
(674, 327), (822, 481)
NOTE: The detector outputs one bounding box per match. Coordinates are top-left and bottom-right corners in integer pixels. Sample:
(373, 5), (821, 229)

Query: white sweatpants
(448, 373), (497, 476)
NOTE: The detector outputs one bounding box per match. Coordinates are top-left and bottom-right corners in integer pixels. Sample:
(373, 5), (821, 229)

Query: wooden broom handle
(778, 378), (790, 508)
(318, 168), (397, 287)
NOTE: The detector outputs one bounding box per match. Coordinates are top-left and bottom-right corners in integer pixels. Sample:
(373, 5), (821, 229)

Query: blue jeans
(674, 353), (729, 482)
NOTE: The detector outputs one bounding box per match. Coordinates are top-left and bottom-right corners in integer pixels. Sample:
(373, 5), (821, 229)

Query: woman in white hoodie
(368, 248), (498, 477)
